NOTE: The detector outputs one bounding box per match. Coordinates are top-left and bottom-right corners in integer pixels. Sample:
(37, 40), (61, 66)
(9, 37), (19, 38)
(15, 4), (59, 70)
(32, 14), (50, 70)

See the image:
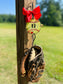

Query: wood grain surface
(16, 0), (36, 84)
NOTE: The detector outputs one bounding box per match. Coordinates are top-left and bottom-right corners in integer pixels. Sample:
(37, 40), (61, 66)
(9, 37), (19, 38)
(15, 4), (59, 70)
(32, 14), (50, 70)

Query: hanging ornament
(26, 19), (41, 34)
(22, 6), (42, 34)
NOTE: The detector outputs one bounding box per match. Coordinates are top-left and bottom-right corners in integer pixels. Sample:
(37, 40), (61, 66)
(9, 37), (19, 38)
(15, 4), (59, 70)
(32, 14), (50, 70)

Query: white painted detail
(29, 48), (36, 62)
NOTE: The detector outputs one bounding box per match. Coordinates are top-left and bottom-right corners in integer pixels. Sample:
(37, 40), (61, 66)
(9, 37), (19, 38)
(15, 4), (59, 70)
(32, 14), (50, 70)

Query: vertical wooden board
(16, 0), (25, 84)
(24, 0), (36, 49)
(16, 0), (36, 84)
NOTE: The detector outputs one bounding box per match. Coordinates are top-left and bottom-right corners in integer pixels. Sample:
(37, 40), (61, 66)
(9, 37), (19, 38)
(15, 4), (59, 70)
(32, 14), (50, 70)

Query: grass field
(0, 23), (63, 84)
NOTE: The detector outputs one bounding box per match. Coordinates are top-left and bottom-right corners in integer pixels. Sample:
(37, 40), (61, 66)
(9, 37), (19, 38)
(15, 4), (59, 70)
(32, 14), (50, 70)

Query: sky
(0, 0), (15, 15)
(0, 0), (63, 15)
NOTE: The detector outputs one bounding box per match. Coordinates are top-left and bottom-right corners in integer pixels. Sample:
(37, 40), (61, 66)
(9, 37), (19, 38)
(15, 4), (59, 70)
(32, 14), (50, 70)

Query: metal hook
(32, 2), (34, 19)
(32, 2), (33, 10)
(32, 33), (36, 46)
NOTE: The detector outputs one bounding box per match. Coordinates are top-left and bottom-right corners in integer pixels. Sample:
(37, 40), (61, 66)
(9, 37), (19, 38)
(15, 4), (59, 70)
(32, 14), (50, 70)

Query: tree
(38, 0), (62, 26)
(61, 9), (63, 22)
(46, 1), (62, 26)
(7, 15), (16, 22)
(0, 15), (16, 23)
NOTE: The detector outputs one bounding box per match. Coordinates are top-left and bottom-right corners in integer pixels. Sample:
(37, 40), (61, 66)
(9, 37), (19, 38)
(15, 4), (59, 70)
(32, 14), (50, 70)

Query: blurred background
(0, 0), (15, 23)
(0, 0), (63, 26)
(0, 0), (63, 84)
(37, 0), (63, 26)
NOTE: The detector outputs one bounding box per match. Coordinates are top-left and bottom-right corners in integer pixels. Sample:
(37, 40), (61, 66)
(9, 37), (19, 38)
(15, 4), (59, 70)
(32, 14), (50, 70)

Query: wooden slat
(24, 0), (36, 49)
(16, 0), (36, 84)
(16, 0), (25, 84)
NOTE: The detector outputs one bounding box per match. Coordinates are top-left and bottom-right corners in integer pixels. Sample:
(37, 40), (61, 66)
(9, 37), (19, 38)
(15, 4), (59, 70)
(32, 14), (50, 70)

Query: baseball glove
(21, 46), (45, 82)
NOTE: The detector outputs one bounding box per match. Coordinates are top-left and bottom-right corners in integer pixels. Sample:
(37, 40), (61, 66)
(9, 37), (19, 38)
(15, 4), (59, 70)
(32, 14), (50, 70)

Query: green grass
(0, 23), (16, 29)
(0, 23), (63, 84)
(0, 23), (17, 84)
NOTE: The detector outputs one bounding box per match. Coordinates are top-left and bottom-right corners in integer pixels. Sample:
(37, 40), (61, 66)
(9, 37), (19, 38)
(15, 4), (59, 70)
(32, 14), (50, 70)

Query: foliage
(38, 0), (63, 26)
(0, 15), (16, 23)
(61, 9), (63, 24)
